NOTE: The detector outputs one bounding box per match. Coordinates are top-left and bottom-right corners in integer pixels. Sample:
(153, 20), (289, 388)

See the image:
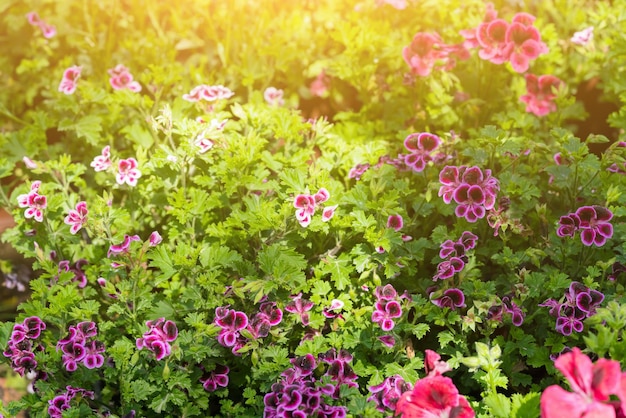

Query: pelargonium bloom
(116, 158), (141, 186)
(90, 146), (112, 172)
(264, 87), (284, 106)
(571, 26), (594, 46)
(403, 132), (441, 172)
(430, 288), (466, 310)
(149, 231), (162, 246)
(284, 293), (315, 325)
(136, 318), (178, 361)
(387, 215), (404, 231)
(17, 181), (47, 222)
(396, 375), (475, 418)
(520, 74), (563, 117)
(26, 12), (56, 38)
(575, 205), (613, 247)
(402, 32), (448, 76)
(64, 201), (88, 234)
(183, 84), (234, 102)
(200, 364), (230, 392)
(108, 234), (141, 257)
(108, 64), (141, 92)
(540, 348), (622, 418)
(58, 66), (82, 95)
(505, 14), (549, 73)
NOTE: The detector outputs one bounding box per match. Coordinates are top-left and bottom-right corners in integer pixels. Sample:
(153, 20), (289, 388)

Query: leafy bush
(2, 0), (626, 417)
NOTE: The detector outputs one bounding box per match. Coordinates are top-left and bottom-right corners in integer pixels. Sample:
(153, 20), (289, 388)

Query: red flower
(540, 348), (622, 418)
(396, 375), (475, 418)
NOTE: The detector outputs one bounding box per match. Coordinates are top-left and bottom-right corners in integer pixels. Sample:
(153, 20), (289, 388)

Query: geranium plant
(2, 0), (626, 417)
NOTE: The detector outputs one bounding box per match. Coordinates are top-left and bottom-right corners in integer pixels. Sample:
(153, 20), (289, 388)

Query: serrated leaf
(484, 393), (511, 418)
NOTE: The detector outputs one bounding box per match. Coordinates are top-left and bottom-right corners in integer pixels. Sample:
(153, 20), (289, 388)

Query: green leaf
(510, 392), (541, 418)
(130, 380), (158, 402)
(58, 115), (103, 145)
(257, 243), (307, 290)
(121, 122), (155, 149)
(484, 393), (511, 418)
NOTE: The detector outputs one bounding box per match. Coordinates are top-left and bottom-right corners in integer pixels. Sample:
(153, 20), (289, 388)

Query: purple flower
(430, 288), (466, 310)
(64, 201), (88, 234)
(387, 214), (404, 231)
(372, 286), (403, 331)
(556, 213), (580, 238)
(433, 257), (465, 281)
(284, 293), (315, 325)
(108, 234), (141, 257)
(403, 132), (441, 172)
(136, 318), (178, 361)
(575, 205), (613, 246)
(439, 165), (499, 222)
(149, 231), (162, 246)
(200, 364), (230, 392)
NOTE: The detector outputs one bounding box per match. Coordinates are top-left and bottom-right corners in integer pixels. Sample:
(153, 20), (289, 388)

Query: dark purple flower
(556, 213), (580, 238)
(430, 288), (466, 309)
(575, 205), (613, 246)
(284, 293), (314, 325)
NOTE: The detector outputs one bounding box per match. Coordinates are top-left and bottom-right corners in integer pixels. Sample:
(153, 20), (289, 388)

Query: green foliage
(2, 0), (626, 416)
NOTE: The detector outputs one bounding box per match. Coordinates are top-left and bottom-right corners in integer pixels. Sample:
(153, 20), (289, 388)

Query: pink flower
(108, 234), (141, 257)
(540, 348), (622, 418)
(476, 19), (512, 65)
(322, 205), (338, 222)
(264, 87), (284, 106)
(387, 215), (404, 231)
(183, 84), (234, 102)
(571, 26), (594, 46)
(396, 375), (475, 418)
(116, 158), (141, 186)
(58, 66), (82, 95)
(520, 74), (563, 117)
(402, 32), (448, 76)
(403, 132), (441, 172)
(575, 205), (613, 247)
(310, 71), (329, 97)
(108, 64), (141, 92)
(505, 14), (549, 73)
(149, 231), (162, 246)
(284, 293), (315, 325)
(22, 157), (38, 169)
(26, 12), (56, 38)
(90, 146), (112, 172)
(17, 181), (47, 222)
(64, 201), (88, 234)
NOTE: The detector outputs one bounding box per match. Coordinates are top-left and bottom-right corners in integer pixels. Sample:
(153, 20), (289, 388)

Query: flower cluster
(433, 231), (478, 281)
(284, 293), (315, 325)
(90, 145), (142, 186)
(136, 318), (178, 361)
(438, 165), (499, 223)
(396, 350), (474, 418)
(247, 301), (283, 339)
(541, 348), (626, 418)
(540, 282), (604, 336)
(263, 350), (356, 417)
(3, 316), (46, 376)
(26, 12), (56, 38)
(17, 180), (47, 222)
(183, 84), (234, 102)
(58, 65), (82, 95)
(368, 375), (413, 413)
(520, 74), (563, 117)
(293, 187), (337, 227)
(556, 205), (613, 247)
(264, 86), (284, 106)
(108, 64), (142, 92)
(199, 364), (230, 392)
(402, 32), (469, 76)
(371, 284), (403, 334)
(402, 132), (441, 172)
(91, 145), (112, 171)
(64, 201), (88, 234)
(460, 4), (548, 73)
(47, 386), (95, 418)
(57, 321), (105, 371)
(487, 294), (525, 326)
(214, 306), (249, 355)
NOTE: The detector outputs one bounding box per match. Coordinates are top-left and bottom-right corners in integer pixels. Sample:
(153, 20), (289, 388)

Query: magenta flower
(403, 132), (441, 172)
(556, 213), (581, 238)
(386, 214), (404, 231)
(264, 87), (284, 106)
(214, 306), (249, 354)
(17, 181), (47, 222)
(372, 300), (402, 331)
(396, 375), (475, 418)
(108, 64), (141, 92)
(284, 293), (315, 325)
(402, 32), (448, 76)
(439, 165), (499, 222)
(108, 234), (141, 257)
(90, 146), (112, 172)
(149, 231), (162, 246)
(505, 14), (549, 73)
(310, 70), (330, 97)
(575, 205), (613, 247)
(476, 18), (512, 65)
(322, 205), (338, 222)
(116, 158), (141, 186)
(433, 257), (465, 281)
(58, 66), (82, 95)
(64, 201), (88, 234)
(136, 318), (178, 361)
(57, 321), (105, 372)
(520, 74), (563, 117)
(430, 288), (466, 309)
(541, 348), (622, 418)
(200, 364), (230, 392)
(26, 12), (56, 38)
(368, 375), (412, 413)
